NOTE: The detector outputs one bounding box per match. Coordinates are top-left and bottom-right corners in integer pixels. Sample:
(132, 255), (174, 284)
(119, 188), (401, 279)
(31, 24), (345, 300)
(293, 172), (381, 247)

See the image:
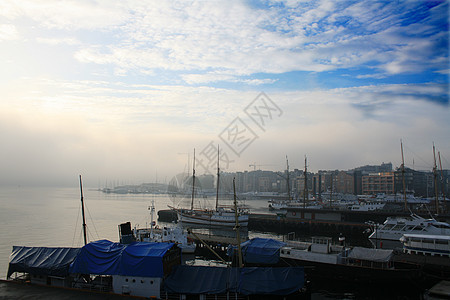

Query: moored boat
(369, 213), (450, 243)
(279, 236), (422, 284)
(171, 147), (249, 228)
(393, 233), (450, 279)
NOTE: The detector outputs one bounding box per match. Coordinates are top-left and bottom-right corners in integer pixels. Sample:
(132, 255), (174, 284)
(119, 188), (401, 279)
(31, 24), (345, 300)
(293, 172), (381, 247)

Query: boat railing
(285, 240), (311, 250)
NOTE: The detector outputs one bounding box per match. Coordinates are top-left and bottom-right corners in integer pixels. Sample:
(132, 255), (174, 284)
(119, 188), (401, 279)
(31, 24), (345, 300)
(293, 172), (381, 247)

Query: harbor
(2, 186), (450, 299)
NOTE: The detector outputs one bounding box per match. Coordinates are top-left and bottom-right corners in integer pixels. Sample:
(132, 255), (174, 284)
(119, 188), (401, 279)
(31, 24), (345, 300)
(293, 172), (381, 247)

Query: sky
(0, 0), (448, 187)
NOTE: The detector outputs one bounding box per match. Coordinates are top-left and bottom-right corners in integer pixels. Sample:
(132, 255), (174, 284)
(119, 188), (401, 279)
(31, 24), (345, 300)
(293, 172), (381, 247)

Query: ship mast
(303, 156), (307, 209)
(79, 175), (87, 246)
(433, 143), (439, 214)
(438, 151), (447, 213)
(233, 177), (243, 268)
(216, 145), (220, 211)
(401, 140), (407, 211)
(286, 156), (291, 202)
(191, 148), (196, 211)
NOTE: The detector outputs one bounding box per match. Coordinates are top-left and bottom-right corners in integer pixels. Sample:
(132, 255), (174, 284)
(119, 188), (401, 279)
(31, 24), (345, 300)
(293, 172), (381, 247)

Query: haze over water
(0, 185), (271, 279)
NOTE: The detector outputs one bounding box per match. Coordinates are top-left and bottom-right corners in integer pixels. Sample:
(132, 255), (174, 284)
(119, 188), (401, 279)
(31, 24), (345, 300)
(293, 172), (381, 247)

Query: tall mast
(329, 173), (332, 208)
(79, 175), (87, 246)
(303, 156), (307, 209)
(433, 143), (439, 214)
(191, 148), (196, 211)
(401, 140), (407, 211)
(286, 156), (291, 202)
(233, 177), (243, 268)
(149, 200), (155, 239)
(438, 151), (447, 213)
(216, 145), (220, 211)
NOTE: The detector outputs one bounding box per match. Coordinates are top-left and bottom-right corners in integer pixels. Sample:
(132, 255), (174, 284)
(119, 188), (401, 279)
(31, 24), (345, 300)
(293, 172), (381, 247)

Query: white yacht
(400, 234), (450, 257)
(135, 224), (196, 254)
(135, 201), (196, 254)
(369, 213), (450, 242)
(347, 201), (385, 211)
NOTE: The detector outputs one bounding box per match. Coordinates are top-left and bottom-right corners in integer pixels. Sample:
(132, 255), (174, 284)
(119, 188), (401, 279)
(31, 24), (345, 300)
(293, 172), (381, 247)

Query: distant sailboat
(170, 147), (249, 227)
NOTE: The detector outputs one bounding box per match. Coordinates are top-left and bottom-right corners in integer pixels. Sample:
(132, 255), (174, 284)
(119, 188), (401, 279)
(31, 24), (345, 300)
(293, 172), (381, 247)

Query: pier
(159, 208), (450, 247)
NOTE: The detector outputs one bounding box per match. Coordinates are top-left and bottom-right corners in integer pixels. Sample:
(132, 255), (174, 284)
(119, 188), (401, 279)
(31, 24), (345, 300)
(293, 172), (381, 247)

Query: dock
(158, 209), (375, 242)
(159, 208), (450, 250)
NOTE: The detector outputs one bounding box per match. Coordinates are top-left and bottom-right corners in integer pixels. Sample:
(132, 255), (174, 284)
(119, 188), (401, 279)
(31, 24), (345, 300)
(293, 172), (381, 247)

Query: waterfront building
(362, 172), (395, 195)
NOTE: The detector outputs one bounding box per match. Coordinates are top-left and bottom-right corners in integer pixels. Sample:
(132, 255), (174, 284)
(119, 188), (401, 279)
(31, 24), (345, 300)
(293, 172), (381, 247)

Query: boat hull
(176, 211), (249, 227)
(281, 257), (422, 284)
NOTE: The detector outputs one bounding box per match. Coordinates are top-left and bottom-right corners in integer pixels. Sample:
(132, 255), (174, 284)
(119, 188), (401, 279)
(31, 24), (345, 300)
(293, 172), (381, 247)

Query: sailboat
(268, 156), (294, 210)
(170, 147), (249, 227)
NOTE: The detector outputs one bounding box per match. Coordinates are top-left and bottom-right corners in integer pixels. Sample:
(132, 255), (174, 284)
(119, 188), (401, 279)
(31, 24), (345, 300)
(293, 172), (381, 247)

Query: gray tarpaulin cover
(347, 247), (393, 262)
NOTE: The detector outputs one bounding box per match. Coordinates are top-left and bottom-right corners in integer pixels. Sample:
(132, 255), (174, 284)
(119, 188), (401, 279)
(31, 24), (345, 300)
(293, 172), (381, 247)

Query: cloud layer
(0, 0), (448, 186)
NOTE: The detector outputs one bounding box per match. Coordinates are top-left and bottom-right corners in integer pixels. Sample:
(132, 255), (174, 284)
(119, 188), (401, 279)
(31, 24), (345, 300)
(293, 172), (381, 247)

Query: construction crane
(249, 163), (274, 171)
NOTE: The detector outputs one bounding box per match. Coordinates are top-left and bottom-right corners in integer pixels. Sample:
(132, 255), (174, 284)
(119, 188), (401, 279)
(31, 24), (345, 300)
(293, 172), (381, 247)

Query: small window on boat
(434, 224), (450, 229)
(436, 240), (449, 245)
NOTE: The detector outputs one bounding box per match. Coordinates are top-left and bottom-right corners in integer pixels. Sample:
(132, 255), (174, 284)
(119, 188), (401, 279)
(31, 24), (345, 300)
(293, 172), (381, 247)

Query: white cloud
(0, 0), (129, 29)
(36, 37), (80, 46)
(0, 24), (19, 40)
(1, 0), (447, 83)
(182, 73), (277, 85)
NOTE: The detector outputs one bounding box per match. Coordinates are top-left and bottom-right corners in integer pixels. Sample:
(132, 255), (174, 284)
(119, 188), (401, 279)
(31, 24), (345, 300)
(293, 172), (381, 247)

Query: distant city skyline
(0, 0), (448, 187)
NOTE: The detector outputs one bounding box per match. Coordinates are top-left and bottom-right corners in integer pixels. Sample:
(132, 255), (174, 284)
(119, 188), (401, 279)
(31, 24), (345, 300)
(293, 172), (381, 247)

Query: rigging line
(76, 227), (83, 248)
(403, 144), (432, 169)
(86, 226), (96, 243)
(85, 203), (100, 240)
(72, 202), (81, 247)
(440, 153), (450, 168)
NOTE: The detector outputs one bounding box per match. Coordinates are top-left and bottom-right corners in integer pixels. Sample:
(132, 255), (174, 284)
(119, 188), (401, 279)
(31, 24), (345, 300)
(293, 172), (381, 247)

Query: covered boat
(164, 265), (306, 297)
(228, 237), (286, 265)
(69, 239), (181, 298)
(7, 246), (81, 287)
(280, 237), (423, 284)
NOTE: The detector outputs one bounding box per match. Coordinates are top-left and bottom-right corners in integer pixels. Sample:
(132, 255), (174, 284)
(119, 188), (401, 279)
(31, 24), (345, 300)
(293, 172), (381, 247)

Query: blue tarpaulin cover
(69, 240), (174, 277)
(164, 265), (304, 296)
(228, 238), (286, 264)
(69, 240), (124, 275)
(7, 246), (80, 278)
(120, 242), (175, 277)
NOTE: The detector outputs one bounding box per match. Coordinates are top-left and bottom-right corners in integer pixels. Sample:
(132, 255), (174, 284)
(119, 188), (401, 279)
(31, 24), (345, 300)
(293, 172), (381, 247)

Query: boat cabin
(400, 234), (450, 257)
